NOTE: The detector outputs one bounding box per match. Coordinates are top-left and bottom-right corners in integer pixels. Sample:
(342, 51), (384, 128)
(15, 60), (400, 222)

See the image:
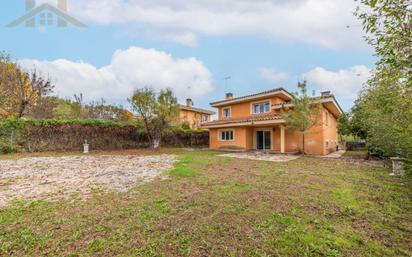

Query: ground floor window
(219, 130), (234, 141)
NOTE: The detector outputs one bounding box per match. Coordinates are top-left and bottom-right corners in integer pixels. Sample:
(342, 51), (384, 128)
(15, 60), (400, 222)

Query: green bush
(0, 118), (209, 153)
(0, 118), (138, 129)
(0, 142), (17, 154)
(181, 121), (191, 131)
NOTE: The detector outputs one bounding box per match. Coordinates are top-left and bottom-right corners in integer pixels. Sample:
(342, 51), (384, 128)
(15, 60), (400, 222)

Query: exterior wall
(285, 130), (303, 153)
(209, 127), (250, 150)
(272, 127), (302, 153)
(304, 124), (325, 155)
(209, 118), (338, 155)
(322, 107), (339, 154)
(245, 127), (254, 150)
(300, 106), (339, 155)
(180, 109), (210, 129)
(218, 96), (285, 119)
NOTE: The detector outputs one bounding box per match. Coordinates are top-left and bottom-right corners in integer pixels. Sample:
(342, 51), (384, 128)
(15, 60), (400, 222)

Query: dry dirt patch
(0, 154), (176, 207)
(219, 152), (301, 162)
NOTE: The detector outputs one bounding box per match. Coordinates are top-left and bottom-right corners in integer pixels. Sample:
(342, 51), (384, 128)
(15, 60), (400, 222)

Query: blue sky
(2, 0), (376, 111)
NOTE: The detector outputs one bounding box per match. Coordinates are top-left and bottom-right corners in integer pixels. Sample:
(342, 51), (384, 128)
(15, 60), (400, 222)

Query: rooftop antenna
(223, 76), (231, 92)
(346, 24), (362, 29)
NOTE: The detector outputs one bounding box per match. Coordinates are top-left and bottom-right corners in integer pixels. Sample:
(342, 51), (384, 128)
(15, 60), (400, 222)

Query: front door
(256, 131), (271, 150)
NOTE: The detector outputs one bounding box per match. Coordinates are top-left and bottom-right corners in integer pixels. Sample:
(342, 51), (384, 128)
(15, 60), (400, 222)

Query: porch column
(280, 125), (285, 153)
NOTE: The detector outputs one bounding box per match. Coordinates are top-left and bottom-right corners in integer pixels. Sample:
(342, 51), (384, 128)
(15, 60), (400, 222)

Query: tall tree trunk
(151, 128), (163, 149)
(17, 100), (28, 118)
(152, 137), (161, 149)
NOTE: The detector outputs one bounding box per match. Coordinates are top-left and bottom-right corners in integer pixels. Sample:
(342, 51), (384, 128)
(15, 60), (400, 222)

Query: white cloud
(66, 0), (366, 49)
(19, 47), (213, 103)
(260, 68), (289, 83)
(301, 65), (371, 107)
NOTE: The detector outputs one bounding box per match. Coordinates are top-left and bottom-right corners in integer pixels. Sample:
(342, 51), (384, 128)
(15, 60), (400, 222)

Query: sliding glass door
(256, 131), (271, 150)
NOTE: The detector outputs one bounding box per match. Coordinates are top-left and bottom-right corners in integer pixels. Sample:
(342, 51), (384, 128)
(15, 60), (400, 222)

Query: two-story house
(179, 99), (215, 129)
(201, 88), (343, 155)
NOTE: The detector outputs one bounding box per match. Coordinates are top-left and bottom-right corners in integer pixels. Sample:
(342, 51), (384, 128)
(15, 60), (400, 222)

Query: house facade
(179, 99), (215, 129)
(201, 88), (343, 155)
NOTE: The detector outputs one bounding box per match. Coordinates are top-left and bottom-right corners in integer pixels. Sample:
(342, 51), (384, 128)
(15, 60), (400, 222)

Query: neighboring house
(179, 99), (215, 129)
(201, 88), (343, 155)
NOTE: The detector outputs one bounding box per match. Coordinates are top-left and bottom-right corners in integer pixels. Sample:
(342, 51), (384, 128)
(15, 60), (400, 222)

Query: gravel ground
(0, 154), (176, 207)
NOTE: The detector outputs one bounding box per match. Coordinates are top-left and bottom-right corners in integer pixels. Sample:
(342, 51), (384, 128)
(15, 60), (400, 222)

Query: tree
(351, 73), (411, 157)
(353, 0), (412, 162)
(348, 100), (368, 140)
(0, 53), (54, 119)
(281, 81), (321, 154)
(128, 87), (179, 149)
(337, 112), (352, 141)
(27, 96), (57, 119)
(85, 98), (133, 121)
(356, 0), (412, 85)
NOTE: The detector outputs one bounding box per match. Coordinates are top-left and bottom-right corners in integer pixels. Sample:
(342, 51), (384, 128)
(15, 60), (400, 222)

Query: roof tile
(202, 112), (282, 126)
(180, 105), (215, 114)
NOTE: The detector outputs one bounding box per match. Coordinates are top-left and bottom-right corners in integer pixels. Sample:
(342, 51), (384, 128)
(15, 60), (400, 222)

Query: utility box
(390, 157), (405, 176)
(83, 140), (90, 154)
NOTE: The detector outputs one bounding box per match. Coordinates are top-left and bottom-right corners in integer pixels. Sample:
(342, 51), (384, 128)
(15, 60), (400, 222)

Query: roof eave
(272, 96), (344, 116)
(321, 96), (344, 115)
(210, 88), (293, 107)
(201, 119), (285, 129)
(180, 106), (216, 115)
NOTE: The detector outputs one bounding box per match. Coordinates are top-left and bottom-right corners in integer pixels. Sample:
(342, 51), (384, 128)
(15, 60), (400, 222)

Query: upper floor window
(202, 114), (209, 122)
(222, 107), (231, 118)
(253, 102), (270, 114)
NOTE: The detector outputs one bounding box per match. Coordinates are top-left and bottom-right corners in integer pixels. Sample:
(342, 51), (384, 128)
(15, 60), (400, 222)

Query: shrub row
(0, 118), (209, 153)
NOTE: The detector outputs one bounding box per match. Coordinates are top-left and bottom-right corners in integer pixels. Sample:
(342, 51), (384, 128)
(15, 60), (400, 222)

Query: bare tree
(0, 53), (54, 119)
(128, 87), (179, 148)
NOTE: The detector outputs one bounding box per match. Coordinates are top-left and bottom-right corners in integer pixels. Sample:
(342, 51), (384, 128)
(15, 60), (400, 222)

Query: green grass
(169, 155), (200, 177)
(342, 150), (368, 159)
(0, 150), (411, 256)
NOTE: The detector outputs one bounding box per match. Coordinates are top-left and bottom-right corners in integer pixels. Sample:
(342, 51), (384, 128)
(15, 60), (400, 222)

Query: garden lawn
(1, 149), (411, 256)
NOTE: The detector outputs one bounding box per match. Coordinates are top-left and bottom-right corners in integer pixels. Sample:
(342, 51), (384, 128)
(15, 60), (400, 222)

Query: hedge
(0, 118), (209, 153)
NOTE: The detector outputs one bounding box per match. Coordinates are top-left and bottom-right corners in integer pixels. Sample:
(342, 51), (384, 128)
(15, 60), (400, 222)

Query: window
(222, 108), (231, 118)
(219, 130), (234, 141)
(253, 102), (270, 114)
(202, 114), (209, 122)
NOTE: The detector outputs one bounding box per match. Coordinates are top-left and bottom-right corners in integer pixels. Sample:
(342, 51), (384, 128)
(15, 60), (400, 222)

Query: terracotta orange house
(201, 88), (343, 155)
(179, 99), (215, 129)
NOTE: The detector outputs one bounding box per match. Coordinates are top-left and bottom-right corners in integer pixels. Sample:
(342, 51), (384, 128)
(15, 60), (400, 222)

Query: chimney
(58, 0), (68, 11)
(26, 0), (35, 11)
(186, 98), (193, 107)
(321, 91), (331, 97)
(226, 93), (233, 100)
